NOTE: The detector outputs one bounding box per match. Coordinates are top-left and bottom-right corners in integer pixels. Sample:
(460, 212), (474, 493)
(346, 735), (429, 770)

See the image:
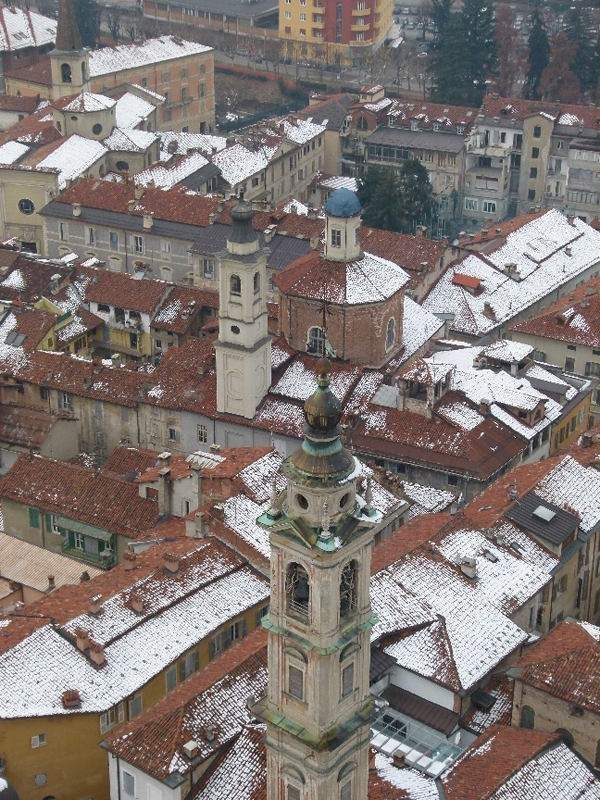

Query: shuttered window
(342, 663), (354, 698)
(289, 666), (304, 700)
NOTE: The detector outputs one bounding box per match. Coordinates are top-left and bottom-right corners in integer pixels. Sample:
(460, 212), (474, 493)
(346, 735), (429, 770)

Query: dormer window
(433, 122), (440, 131)
(230, 274), (241, 296)
(456, 125), (464, 135)
(331, 228), (342, 247)
(411, 120), (419, 131)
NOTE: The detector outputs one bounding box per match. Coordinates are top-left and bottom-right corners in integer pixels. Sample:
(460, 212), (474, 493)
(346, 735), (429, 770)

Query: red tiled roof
(453, 273), (481, 289)
(512, 620), (600, 713)
(371, 512), (449, 574)
(82, 266), (170, 314)
(0, 404), (72, 449)
(359, 227), (446, 281)
(442, 725), (559, 800)
(151, 285), (218, 334)
(52, 178), (221, 227)
(143, 337), (217, 416)
(11, 306), (58, 349)
(509, 276), (600, 348)
(480, 94), (600, 129)
(5, 106), (62, 146)
(101, 445), (159, 478)
(0, 257), (71, 303)
(386, 99), (478, 133)
(0, 94), (39, 113)
(461, 674), (514, 734)
(4, 55), (52, 85)
(0, 453), (161, 538)
(104, 628), (268, 779)
(460, 211), (546, 250)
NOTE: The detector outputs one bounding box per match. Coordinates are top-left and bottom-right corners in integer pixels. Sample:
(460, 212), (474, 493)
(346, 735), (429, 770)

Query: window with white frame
(100, 703), (124, 734)
(307, 326), (325, 356)
(31, 733), (46, 748)
(180, 649), (200, 680)
(198, 423), (208, 443)
(483, 200), (496, 213)
(209, 618), (248, 659)
(202, 258), (215, 279)
(133, 235), (144, 254)
(331, 228), (342, 247)
(465, 198), (478, 211)
(129, 693), (142, 719)
(162, 240), (171, 255)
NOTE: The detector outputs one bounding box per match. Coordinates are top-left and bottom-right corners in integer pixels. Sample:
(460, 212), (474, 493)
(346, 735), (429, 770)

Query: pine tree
(399, 159), (435, 232)
(429, 13), (468, 104)
(74, 0), (101, 48)
(526, 9), (550, 100)
(564, 6), (595, 96)
(358, 168), (405, 232)
(460, 0), (498, 106)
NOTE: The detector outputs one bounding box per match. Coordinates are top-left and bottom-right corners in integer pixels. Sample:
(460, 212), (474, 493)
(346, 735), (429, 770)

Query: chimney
(185, 511), (205, 538)
(495, 528), (505, 546)
(183, 740), (199, 759)
(415, 225), (428, 238)
(157, 451), (171, 466)
(123, 550), (137, 570)
(72, 202), (81, 217)
(50, 273), (62, 295)
(205, 724), (216, 742)
(143, 213), (153, 230)
(128, 199), (136, 212)
(192, 462), (202, 505)
(88, 641), (106, 667)
(129, 591), (145, 614)
(62, 689), (81, 709)
(509, 489), (518, 502)
(74, 627), (90, 651)
(208, 212), (217, 225)
(89, 593), (103, 615)
(460, 557), (477, 580)
(47, 574), (55, 590)
(163, 552), (179, 573)
(135, 185), (144, 200)
(479, 398), (491, 416)
(157, 466), (171, 515)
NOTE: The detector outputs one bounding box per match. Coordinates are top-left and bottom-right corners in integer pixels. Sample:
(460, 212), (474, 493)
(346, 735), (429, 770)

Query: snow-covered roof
(424, 210), (600, 336)
(534, 454), (600, 535)
(103, 128), (158, 154)
(159, 131), (227, 157)
(480, 339), (534, 363)
(0, 7), (56, 52)
(134, 151), (209, 190)
(400, 297), (445, 362)
(212, 142), (278, 187)
(37, 134), (107, 190)
(115, 93), (157, 129)
(0, 140), (30, 164)
(0, 544), (268, 718)
(282, 118), (326, 145)
(88, 37), (212, 78)
(57, 93), (116, 113)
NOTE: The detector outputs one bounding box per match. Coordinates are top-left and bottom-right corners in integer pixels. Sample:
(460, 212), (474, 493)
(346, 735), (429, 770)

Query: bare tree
(107, 8), (121, 43)
(494, 6), (526, 97)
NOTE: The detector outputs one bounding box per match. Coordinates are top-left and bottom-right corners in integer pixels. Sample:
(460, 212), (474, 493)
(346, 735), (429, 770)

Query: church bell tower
(215, 195), (271, 419)
(252, 358), (380, 800)
(49, 0), (90, 99)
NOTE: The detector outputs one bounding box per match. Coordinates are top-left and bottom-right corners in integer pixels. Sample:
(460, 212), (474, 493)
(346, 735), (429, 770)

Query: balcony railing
(61, 542), (115, 569)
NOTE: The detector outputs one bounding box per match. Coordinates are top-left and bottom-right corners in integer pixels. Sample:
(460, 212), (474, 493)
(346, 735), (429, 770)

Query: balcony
(312, 17), (324, 27)
(352, 6), (370, 13)
(61, 541), (115, 569)
(351, 21), (371, 31)
(467, 142), (509, 159)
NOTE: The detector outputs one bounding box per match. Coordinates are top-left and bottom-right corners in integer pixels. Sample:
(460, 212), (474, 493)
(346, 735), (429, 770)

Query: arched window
(115, 160), (129, 172)
(386, 318), (396, 351)
(61, 63), (72, 83)
(286, 563), (309, 620)
(340, 561), (358, 618)
(555, 728), (574, 747)
(357, 116), (368, 131)
(520, 705), (535, 729)
(307, 326), (324, 356)
(230, 274), (241, 296)
(253, 272), (260, 293)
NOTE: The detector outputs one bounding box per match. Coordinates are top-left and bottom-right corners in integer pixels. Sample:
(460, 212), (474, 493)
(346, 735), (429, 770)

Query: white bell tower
(215, 195), (271, 419)
(252, 358), (380, 800)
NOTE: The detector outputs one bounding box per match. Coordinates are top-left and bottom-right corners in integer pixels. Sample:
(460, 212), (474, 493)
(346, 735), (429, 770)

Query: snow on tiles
(377, 551), (527, 690)
(60, 93), (116, 113)
(212, 142), (278, 187)
(88, 37), (212, 78)
(1, 269), (26, 291)
(423, 210), (600, 336)
(0, 7), (56, 51)
(237, 450), (286, 504)
(115, 94), (157, 130)
(135, 151), (209, 190)
(0, 567), (268, 718)
(282, 118), (326, 145)
(37, 135), (107, 190)
(159, 131), (227, 157)
(403, 482), (455, 517)
(534, 455), (600, 535)
(370, 570), (436, 641)
(401, 297), (444, 361)
(384, 617), (459, 688)
(374, 754), (438, 799)
(271, 359), (360, 402)
(436, 401), (484, 432)
(490, 743), (600, 800)
(0, 140), (30, 164)
(345, 252), (409, 304)
(222, 495), (271, 558)
(434, 526), (556, 615)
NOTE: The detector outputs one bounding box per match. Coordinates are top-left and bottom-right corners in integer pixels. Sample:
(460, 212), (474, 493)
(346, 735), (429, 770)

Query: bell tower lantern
(215, 195), (271, 419)
(252, 358), (380, 800)
(49, 0), (90, 99)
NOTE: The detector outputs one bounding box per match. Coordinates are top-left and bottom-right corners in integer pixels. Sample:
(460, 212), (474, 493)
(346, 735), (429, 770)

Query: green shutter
(68, 530), (75, 548)
(28, 508), (40, 528)
(45, 513), (52, 531)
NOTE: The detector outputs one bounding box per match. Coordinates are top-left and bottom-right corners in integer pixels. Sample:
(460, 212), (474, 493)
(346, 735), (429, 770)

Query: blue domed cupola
(324, 188), (363, 263)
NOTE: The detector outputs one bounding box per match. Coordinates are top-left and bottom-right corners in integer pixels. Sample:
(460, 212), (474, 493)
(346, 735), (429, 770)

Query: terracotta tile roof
(297, 93), (357, 131)
(151, 285), (218, 334)
(371, 512), (449, 574)
(0, 257), (72, 303)
(461, 674), (514, 734)
(50, 178), (221, 226)
(386, 99), (477, 133)
(480, 94), (600, 130)
(0, 452), (161, 538)
(9, 305), (58, 349)
(369, 753), (438, 799)
(0, 94), (39, 113)
(4, 55), (52, 85)
(5, 106), (62, 146)
(441, 725), (560, 800)
(143, 338), (216, 416)
(512, 620), (600, 713)
(452, 272), (481, 289)
(101, 445), (159, 478)
(459, 211), (546, 250)
(0, 404), (72, 449)
(509, 276), (600, 348)
(359, 227), (446, 286)
(104, 628), (268, 780)
(82, 266), (170, 314)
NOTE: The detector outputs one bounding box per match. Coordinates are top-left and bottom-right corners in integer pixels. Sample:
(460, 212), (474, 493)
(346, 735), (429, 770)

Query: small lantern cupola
(324, 188), (362, 263)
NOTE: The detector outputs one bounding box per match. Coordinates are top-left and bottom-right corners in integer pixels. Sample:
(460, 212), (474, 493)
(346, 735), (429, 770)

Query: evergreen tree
(461, 0), (498, 106)
(358, 168), (405, 232)
(564, 6), (595, 96)
(429, 13), (468, 104)
(399, 159), (435, 232)
(526, 9), (550, 100)
(74, 0), (101, 48)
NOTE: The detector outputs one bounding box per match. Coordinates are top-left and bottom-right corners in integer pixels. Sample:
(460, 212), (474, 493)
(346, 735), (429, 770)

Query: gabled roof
(101, 445), (160, 478)
(0, 404), (74, 449)
(152, 285), (217, 334)
(512, 620), (600, 713)
(298, 93), (357, 131)
(386, 99), (477, 133)
(0, 7), (56, 52)
(0, 453), (160, 538)
(83, 265), (170, 314)
(480, 94), (600, 132)
(104, 628), (267, 780)
(88, 36), (212, 78)
(442, 726), (600, 800)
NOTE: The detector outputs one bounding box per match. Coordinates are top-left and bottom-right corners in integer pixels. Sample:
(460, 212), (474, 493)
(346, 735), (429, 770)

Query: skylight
(532, 505), (556, 523)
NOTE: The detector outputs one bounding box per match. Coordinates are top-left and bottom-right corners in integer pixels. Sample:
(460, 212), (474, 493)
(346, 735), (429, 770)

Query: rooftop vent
(163, 552), (179, 574)
(62, 689), (81, 709)
(532, 505), (556, 523)
(205, 724), (216, 742)
(460, 557), (477, 579)
(88, 641), (105, 667)
(183, 740), (199, 759)
(74, 628), (90, 652)
(123, 550), (137, 570)
(209, 443), (221, 453)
